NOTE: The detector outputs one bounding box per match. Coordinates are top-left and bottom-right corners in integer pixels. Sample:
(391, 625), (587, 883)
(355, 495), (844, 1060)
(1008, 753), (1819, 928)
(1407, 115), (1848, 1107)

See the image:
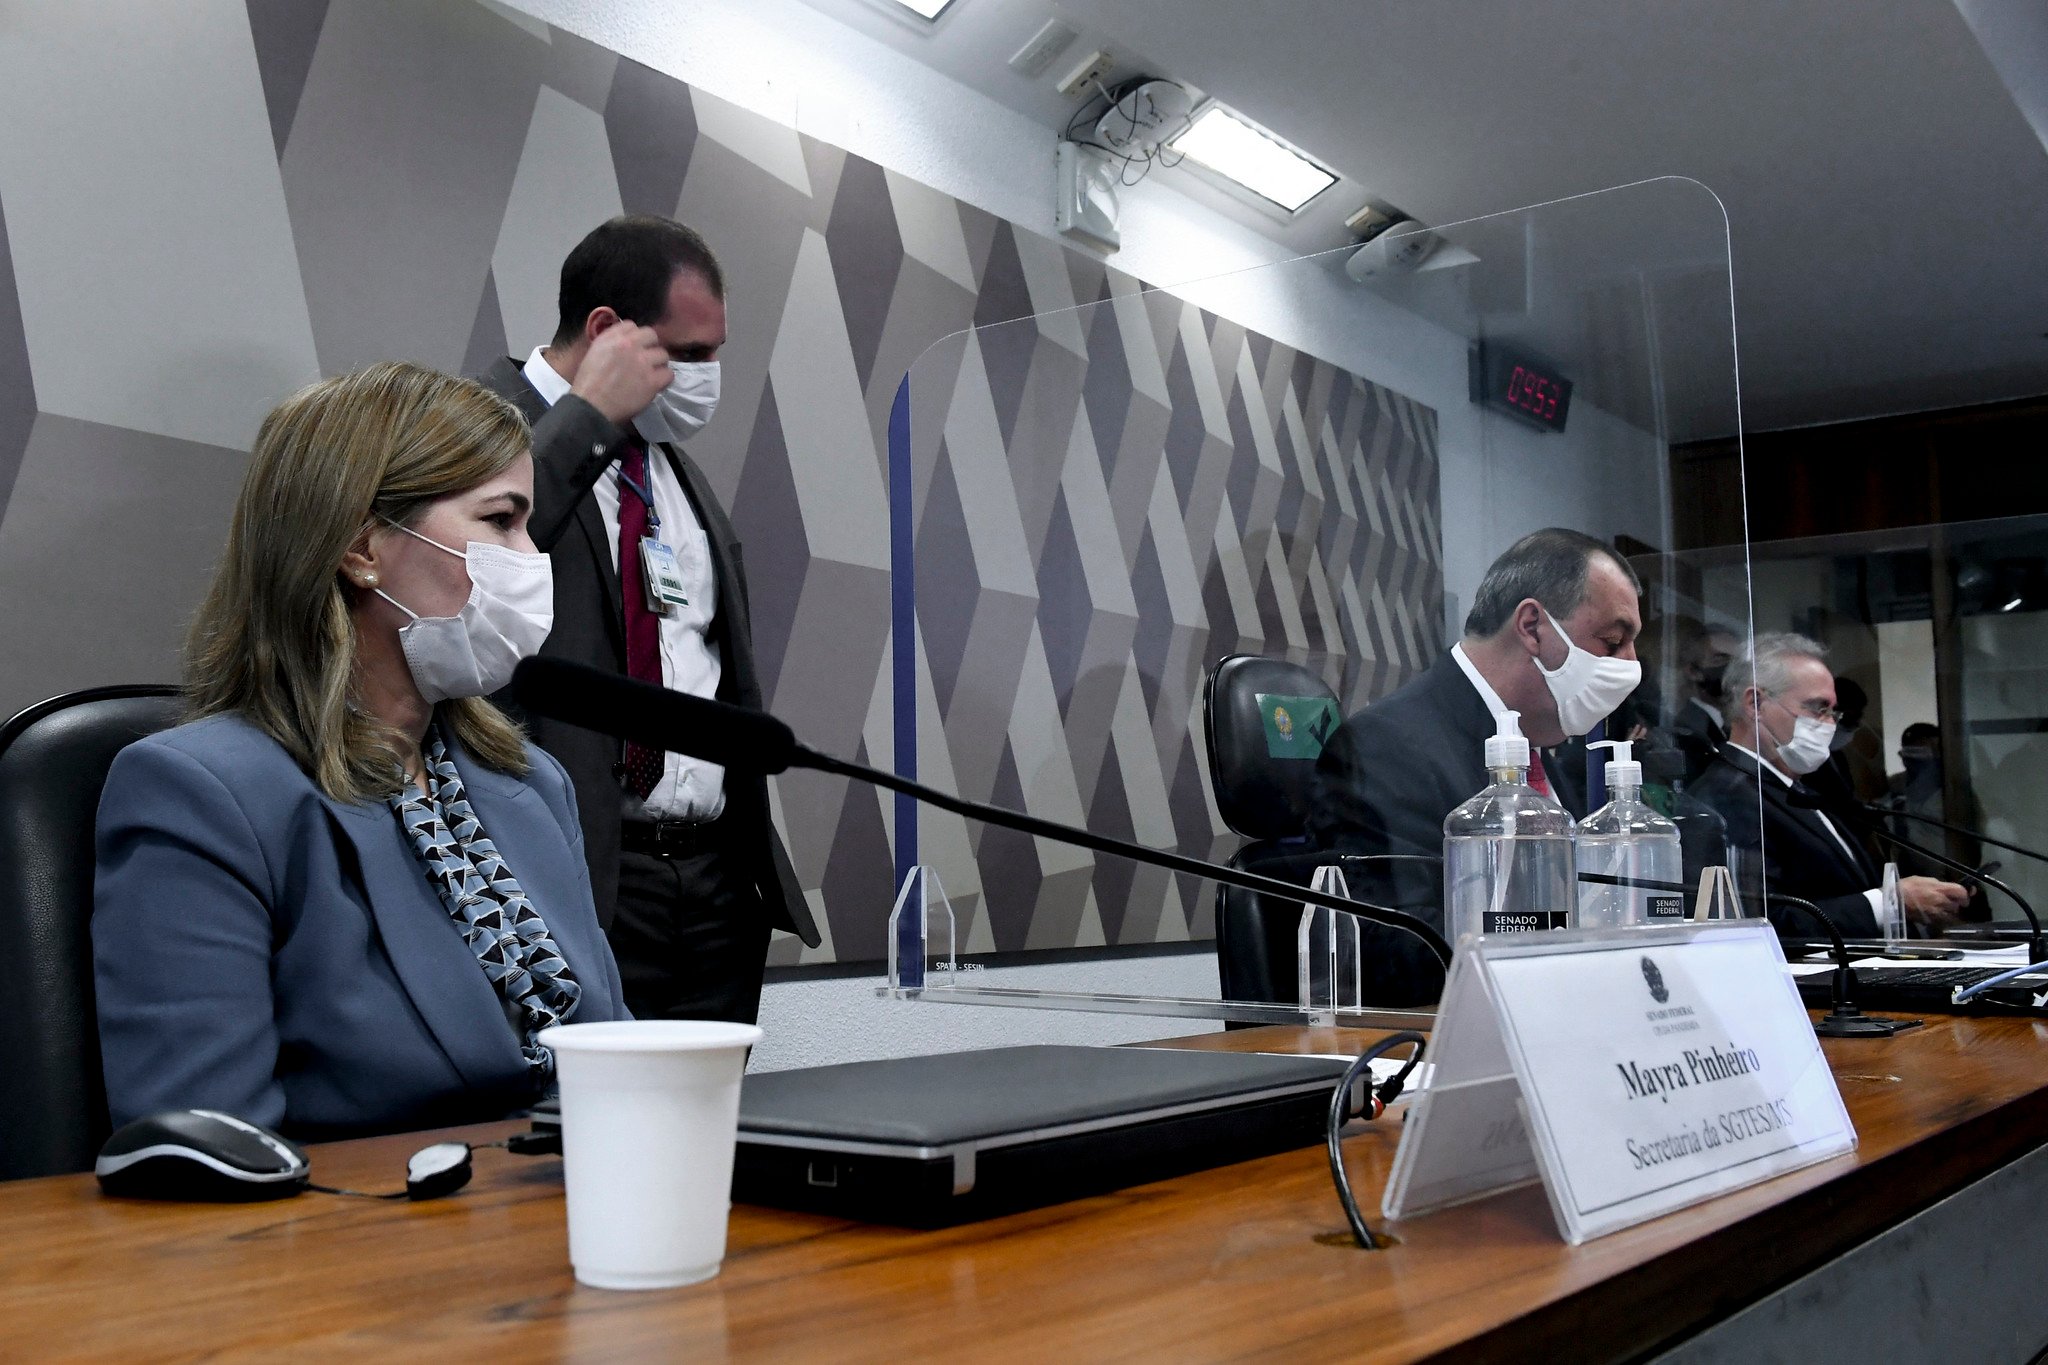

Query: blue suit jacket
(93, 714), (628, 1139)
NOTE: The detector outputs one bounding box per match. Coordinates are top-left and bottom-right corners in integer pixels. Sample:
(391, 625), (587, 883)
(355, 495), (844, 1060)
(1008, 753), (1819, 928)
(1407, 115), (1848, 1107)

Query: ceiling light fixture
(887, 0), (956, 19)
(1168, 105), (1336, 212)
(2002, 596), (2025, 612)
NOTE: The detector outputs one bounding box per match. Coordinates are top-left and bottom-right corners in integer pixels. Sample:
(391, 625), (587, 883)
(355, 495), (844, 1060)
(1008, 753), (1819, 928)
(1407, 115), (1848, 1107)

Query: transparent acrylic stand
(1692, 864), (1747, 921)
(1879, 862), (1905, 949)
(880, 863), (1438, 1029)
(1297, 864), (1364, 1026)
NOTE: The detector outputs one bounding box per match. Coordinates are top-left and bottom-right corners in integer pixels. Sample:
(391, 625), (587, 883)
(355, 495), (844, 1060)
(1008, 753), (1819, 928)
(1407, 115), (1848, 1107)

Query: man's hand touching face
(572, 319), (672, 426)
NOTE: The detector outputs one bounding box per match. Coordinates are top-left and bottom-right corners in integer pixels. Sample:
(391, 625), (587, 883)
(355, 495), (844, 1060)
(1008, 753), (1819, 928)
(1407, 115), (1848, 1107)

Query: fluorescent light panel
(1169, 106), (1336, 211)
(889, 0), (956, 17)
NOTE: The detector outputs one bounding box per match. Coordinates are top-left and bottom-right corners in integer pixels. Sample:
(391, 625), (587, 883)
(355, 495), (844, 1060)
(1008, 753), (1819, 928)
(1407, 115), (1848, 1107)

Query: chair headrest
(1202, 655), (1343, 841)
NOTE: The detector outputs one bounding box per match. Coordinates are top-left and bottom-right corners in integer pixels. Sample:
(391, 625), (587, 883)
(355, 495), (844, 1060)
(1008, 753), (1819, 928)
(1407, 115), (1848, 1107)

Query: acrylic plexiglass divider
(874, 176), (1753, 1026)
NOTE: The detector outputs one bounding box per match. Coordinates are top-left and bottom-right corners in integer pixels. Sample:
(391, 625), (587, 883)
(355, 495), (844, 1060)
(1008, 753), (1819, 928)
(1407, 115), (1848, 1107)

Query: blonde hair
(187, 362), (533, 802)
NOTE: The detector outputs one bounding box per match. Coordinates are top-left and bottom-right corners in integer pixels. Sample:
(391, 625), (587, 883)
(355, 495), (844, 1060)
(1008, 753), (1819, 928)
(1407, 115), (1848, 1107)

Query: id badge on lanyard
(623, 461), (690, 615)
(640, 536), (690, 613)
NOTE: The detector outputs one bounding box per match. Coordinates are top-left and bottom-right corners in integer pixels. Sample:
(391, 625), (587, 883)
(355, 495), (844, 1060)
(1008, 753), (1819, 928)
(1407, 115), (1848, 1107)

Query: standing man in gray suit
(480, 215), (819, 1023)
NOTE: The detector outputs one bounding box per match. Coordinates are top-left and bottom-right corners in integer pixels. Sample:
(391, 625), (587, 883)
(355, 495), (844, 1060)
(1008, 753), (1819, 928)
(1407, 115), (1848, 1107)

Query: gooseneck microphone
(1786, 785), (2048, 964)
(513, 655), (803, 773)
(1854, 798), (2048, 868)
(1578, 871), (1916, 1037)
(511, 657), (1454, 967)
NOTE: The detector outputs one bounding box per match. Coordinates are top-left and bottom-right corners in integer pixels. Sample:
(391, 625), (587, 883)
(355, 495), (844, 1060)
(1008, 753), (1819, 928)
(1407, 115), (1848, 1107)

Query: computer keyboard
(1857, 966), (2042, 989)
(1797, 963), (2048, 1015)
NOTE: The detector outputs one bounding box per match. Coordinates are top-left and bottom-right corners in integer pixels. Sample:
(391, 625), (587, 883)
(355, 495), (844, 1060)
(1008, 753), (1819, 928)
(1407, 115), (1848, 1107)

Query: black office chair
(1202, 655), (1344, 1005)
(0, 685), (182, 1180)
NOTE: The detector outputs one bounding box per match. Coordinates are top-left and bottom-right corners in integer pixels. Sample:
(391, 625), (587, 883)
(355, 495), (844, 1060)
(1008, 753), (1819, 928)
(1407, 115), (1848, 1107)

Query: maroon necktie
(616, 439), (664, 799)
(1527, 753), (1553, 799)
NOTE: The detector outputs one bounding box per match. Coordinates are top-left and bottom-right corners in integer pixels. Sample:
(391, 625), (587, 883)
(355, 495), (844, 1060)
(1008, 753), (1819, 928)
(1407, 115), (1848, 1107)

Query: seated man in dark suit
(1666, 617), (1738, 784)
(1309, 528), (1644, 1000)
(1688, 632), (1969, 939)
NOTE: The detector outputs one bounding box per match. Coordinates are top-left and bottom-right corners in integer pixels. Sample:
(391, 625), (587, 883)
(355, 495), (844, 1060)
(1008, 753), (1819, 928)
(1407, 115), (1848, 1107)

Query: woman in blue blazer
(95, 363), (629, 1139)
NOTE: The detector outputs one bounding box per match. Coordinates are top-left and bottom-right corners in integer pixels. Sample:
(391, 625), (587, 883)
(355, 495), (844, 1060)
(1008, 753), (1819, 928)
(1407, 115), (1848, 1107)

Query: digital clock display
(1469, 344), (1574, 433)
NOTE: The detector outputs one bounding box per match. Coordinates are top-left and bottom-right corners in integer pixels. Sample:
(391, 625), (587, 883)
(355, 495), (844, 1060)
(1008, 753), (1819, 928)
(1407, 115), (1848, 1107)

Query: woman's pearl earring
(359, 572), (378, 587)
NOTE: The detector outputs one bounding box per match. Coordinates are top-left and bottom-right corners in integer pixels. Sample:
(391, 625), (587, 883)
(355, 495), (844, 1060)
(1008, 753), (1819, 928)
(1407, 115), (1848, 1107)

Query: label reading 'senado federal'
(1483, 910), (1571, 933)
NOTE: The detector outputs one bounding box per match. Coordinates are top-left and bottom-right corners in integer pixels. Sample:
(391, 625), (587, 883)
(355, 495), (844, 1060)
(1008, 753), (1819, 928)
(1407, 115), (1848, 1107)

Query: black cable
(1326, 1030), (1428, 1250)
(1062, 83), (1107, 142)
(1154, 109), (1194, 168)
(1061, 78), (1195, 189)
(307, 1181), (405, 1201)
(306, 1138), (498, 1201)
(1091, 81), (1149, 187)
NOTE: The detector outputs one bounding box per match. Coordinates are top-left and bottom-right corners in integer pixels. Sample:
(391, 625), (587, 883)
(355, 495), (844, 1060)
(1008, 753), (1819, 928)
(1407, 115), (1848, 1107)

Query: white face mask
(1534, 608), (1642, 737)
(373, 523), (554, 703)
(1775, 711), (1838, 776)
(632, 360), (720, 446)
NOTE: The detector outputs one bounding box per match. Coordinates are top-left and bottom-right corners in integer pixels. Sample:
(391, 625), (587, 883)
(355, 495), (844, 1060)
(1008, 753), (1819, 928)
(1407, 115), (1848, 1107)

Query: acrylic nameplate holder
(1383, 918), (1856, 1245)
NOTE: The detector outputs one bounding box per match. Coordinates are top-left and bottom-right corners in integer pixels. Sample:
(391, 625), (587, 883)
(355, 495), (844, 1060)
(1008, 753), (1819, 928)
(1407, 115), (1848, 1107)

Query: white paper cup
(539, 1019), (762, 1290)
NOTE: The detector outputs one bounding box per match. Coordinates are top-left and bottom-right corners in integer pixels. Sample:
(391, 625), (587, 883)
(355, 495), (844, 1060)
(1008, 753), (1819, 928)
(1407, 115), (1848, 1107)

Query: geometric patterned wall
(901, 295), (1442, 958)
(0, 0), (1440, 964)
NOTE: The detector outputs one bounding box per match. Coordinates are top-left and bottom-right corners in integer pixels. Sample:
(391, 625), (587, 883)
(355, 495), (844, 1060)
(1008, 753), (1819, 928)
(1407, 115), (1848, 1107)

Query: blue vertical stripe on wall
(889, 375), (918, 889)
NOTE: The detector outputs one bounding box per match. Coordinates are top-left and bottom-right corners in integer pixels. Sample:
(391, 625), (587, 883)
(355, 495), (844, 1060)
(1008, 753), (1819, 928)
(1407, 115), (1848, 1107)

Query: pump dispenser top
(1589, 738), (1641, 787)
(1485, 710), (1530, 770)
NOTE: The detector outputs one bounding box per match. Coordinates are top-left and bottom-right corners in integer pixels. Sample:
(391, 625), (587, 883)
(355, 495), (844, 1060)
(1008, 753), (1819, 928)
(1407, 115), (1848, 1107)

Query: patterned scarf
(388, 730), (582, 1080)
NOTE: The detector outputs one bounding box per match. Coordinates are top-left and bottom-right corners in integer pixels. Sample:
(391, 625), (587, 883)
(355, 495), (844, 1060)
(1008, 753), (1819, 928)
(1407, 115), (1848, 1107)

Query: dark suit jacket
(1542, 736), (1591, 820)
(478, 357), (818, 947)
(1307, 651), (1503, 1002)
(1309, 651), (1588, 866)
(93, 715), (628, 1139)
(1669, 697), (1728, 785)
(1687, 745), (1882, 938)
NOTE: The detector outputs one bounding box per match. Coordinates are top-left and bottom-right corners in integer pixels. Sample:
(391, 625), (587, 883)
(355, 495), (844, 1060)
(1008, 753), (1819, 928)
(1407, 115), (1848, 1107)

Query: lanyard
(618, 457), (661, 535)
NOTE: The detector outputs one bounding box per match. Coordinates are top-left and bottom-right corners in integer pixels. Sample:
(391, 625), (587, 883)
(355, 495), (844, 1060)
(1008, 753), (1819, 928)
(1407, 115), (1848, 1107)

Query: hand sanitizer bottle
(1575, 738), (1684, 927)
(1443, 711), (1578, 943)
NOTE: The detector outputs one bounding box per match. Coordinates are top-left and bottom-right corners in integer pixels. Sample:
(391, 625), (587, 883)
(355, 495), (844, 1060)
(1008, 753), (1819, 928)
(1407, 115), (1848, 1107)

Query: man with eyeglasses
(1691, 632), (1969, 936)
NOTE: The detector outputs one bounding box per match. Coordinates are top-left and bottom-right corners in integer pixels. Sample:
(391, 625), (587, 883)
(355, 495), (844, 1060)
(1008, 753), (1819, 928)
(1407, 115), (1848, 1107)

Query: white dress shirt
(1727, 741), (1883, 917)
(523, 348), (726, 822)
(1450, 643), (1510, 719)
(1450, 643), (1557, 794)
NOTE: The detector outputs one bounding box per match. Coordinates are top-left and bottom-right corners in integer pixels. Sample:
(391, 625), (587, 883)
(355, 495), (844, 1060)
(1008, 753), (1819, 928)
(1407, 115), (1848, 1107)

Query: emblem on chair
(1256, 692), (1340, 761)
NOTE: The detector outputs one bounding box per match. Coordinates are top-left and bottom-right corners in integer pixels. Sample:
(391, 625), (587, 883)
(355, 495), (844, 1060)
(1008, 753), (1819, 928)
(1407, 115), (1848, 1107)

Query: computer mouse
(95, 1109), (311, 1202)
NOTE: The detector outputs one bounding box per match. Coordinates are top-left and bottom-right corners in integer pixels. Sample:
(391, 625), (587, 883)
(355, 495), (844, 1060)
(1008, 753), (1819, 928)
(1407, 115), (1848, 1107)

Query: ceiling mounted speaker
(1344, 223), (1443, 281)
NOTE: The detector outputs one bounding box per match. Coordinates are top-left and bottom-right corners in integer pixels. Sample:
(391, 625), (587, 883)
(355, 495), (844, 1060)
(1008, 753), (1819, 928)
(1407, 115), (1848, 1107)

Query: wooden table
(6, 1017), (2048, 1362)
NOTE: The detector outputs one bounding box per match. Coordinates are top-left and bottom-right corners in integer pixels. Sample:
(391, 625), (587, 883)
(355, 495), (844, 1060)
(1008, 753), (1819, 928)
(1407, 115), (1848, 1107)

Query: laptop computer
(732, 1044), (1361, 1226)
(532, 1044), (1360, 1227)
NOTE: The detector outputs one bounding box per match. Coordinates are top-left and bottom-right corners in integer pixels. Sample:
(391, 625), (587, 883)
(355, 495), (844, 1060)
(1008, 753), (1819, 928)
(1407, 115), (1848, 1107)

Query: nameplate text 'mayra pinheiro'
(1384, 921), (1854, 1244)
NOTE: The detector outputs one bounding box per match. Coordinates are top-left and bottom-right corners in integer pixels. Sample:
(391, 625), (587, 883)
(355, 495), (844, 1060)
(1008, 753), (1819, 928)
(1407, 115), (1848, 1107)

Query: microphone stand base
(1813, 1008), (1923, 1038)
